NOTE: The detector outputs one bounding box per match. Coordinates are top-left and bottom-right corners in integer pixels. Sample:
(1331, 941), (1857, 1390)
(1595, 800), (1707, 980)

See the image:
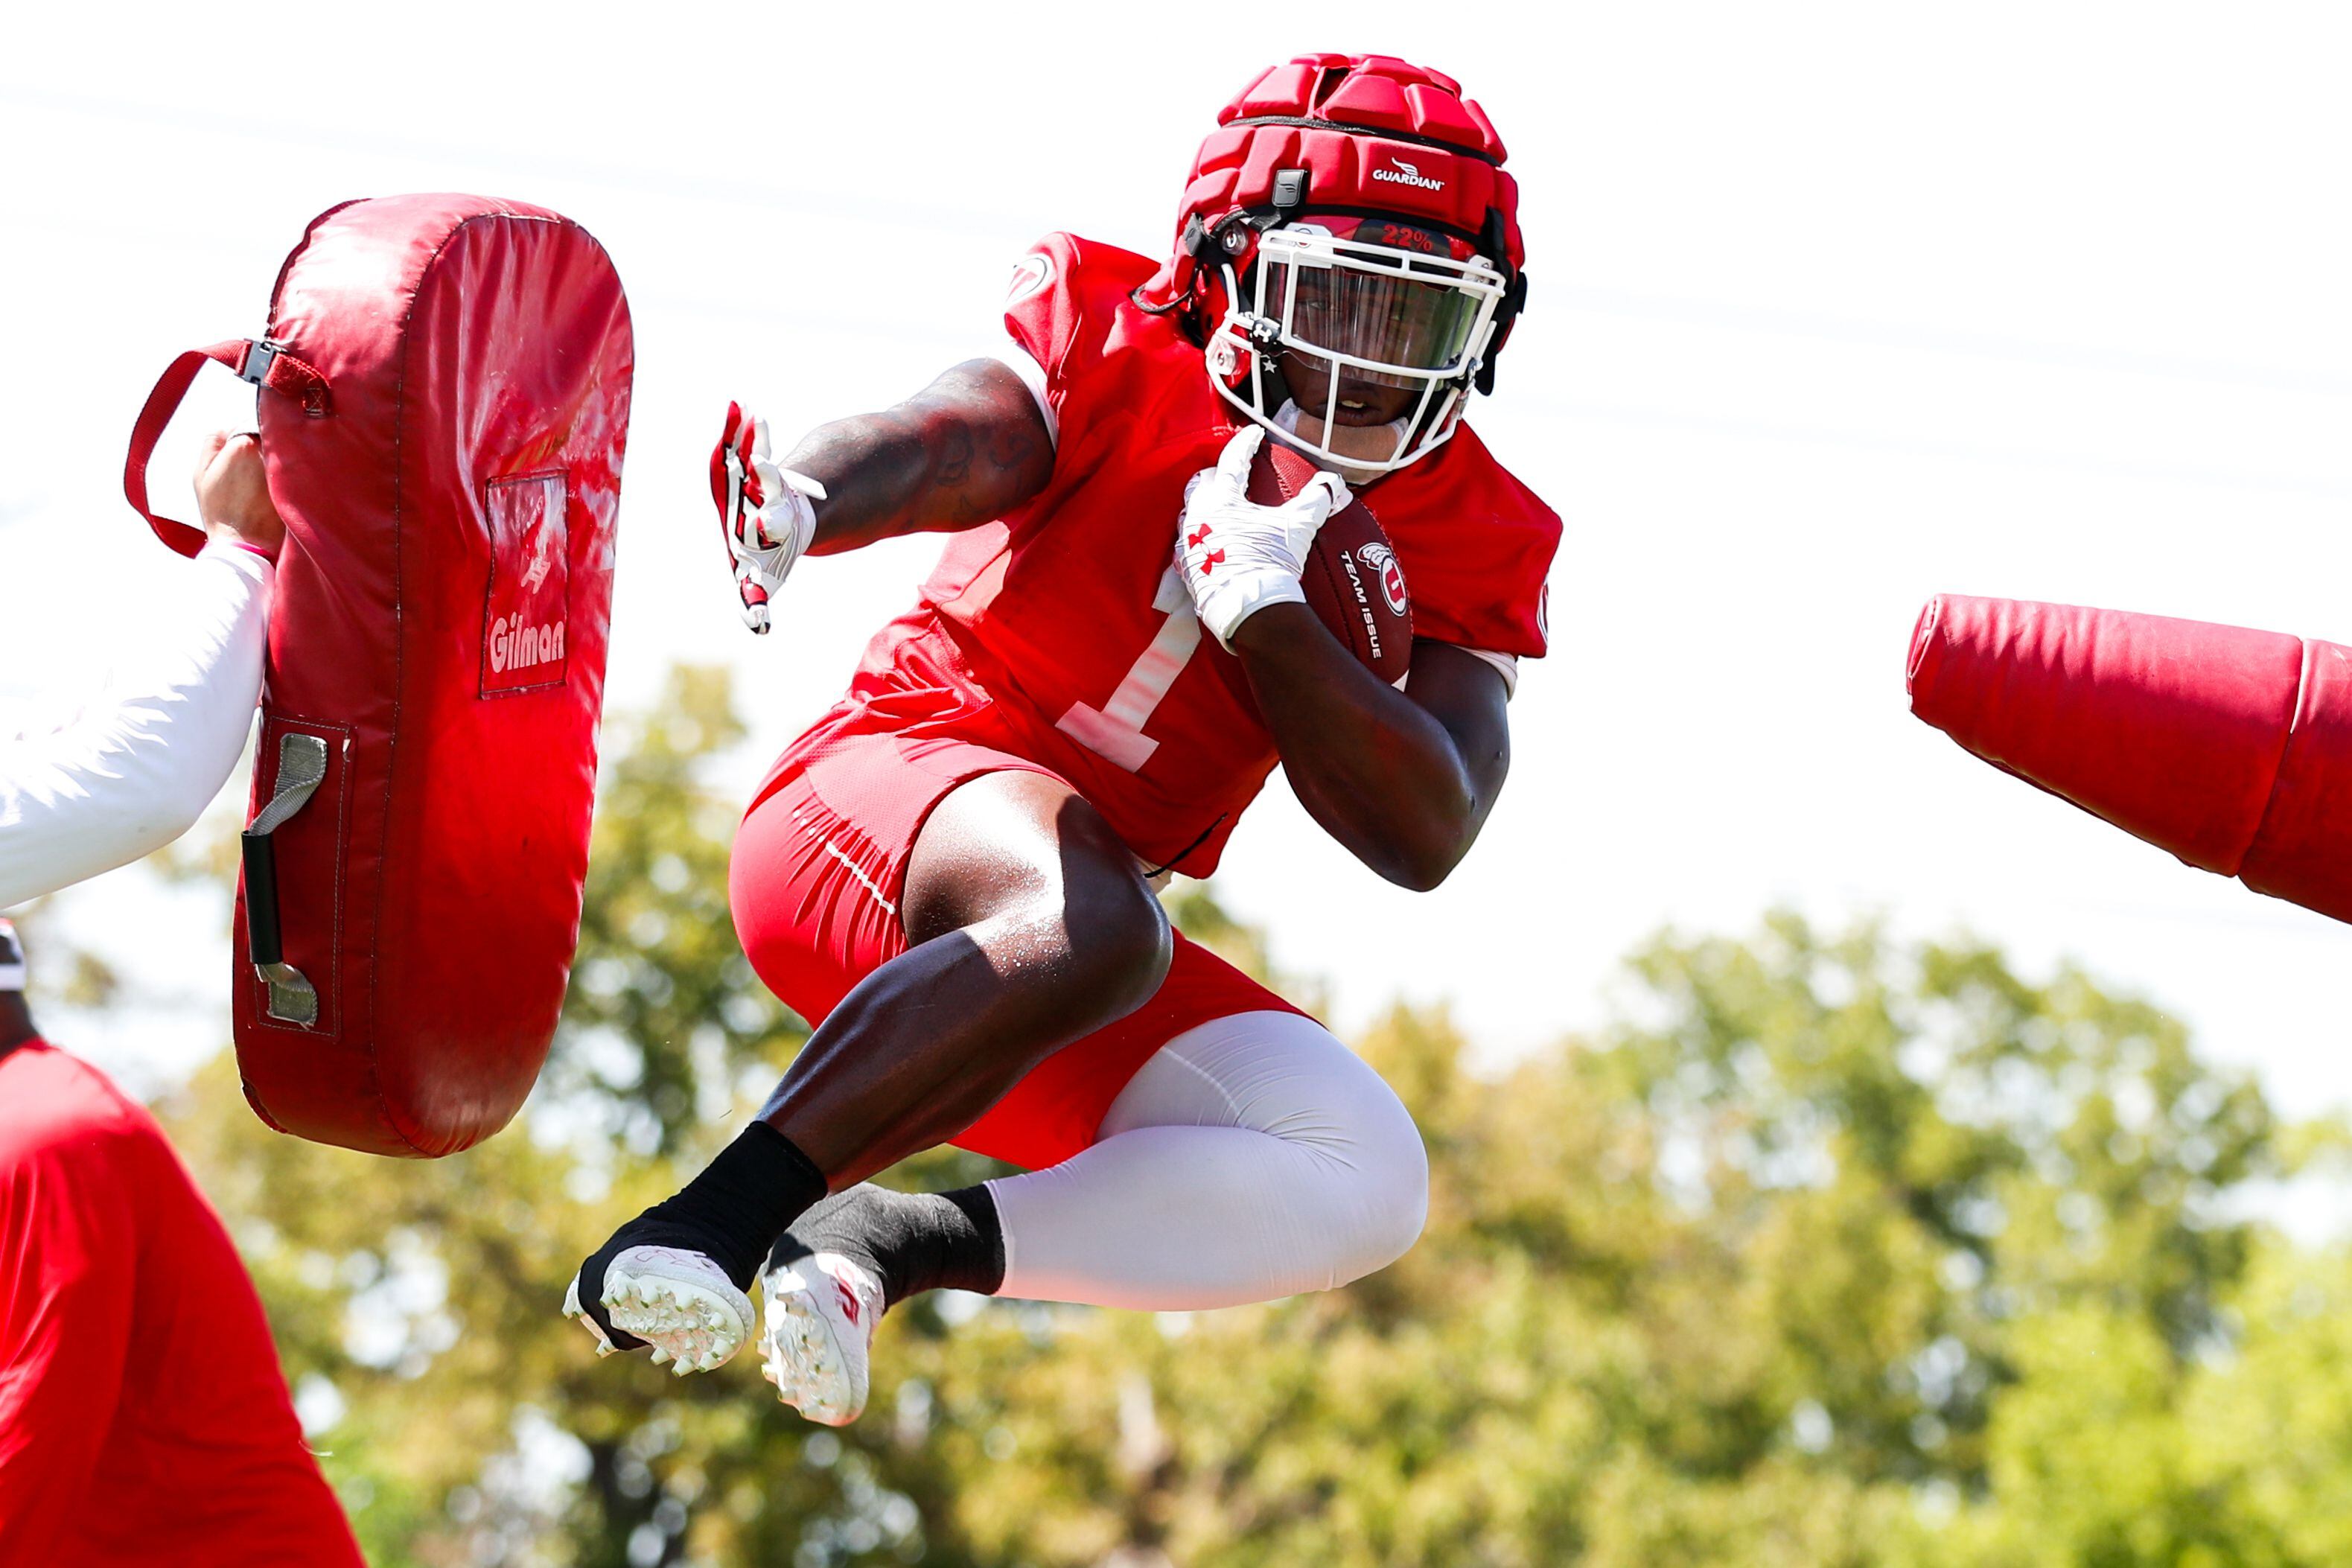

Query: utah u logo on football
(1357, 542), (1409, 616)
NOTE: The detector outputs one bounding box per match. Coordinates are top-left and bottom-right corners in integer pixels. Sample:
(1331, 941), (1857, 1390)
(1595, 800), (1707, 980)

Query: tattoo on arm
(782, 360), (1055, 553)
(932, 421), (974, 493)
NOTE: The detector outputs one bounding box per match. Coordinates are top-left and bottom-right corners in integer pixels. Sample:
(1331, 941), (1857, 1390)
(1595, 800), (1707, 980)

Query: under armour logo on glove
(1173, 427), (1349, 648)
(710, 402), (826, 634)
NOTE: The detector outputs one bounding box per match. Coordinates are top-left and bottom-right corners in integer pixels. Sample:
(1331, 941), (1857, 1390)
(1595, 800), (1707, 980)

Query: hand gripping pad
(207, 196), (631, 1155)
(1908, 594), (2352, 924)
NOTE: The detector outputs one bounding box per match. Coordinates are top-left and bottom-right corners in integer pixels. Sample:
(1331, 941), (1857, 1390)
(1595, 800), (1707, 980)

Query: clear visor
(1205, 226), (1506, 477)
(1267, 258), (1485, 390)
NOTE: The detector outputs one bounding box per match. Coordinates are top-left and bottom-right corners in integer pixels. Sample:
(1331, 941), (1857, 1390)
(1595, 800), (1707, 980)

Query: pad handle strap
(242, 731), (329, 1026)
(122, 339), (331, 558)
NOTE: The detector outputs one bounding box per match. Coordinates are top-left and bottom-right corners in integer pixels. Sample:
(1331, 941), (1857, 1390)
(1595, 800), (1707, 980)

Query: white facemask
(1270, 401), (1413, 488)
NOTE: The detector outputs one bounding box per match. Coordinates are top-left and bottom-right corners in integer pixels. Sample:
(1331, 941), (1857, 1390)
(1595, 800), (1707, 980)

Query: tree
(129, 663), (2345, 1565)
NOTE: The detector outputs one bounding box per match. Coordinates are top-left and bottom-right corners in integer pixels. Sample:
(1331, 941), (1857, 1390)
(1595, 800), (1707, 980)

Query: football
(1247, 439), (1415, 684)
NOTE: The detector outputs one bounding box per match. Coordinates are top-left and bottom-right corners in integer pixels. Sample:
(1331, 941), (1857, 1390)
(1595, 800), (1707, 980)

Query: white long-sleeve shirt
(0, 544), (273, 908)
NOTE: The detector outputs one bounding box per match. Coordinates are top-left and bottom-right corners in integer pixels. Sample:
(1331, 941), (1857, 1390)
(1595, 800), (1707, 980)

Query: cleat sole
(599, 1246), (756, 1374)
(563, 1272), (628, 1359)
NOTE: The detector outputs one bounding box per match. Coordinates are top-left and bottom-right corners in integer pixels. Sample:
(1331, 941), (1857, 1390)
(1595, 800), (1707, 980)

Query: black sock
(637, 1123), (830, 1288)
(770, 1183), (1006, 1310)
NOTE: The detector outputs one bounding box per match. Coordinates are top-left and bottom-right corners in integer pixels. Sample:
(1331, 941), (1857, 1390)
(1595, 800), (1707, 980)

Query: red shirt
(0, 1040), (362, 1567)
(760, 232), (1561, 876)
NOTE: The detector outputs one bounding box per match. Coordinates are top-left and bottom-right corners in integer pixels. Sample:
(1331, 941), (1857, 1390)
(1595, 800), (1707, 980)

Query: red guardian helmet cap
(1144, 54), (1530, 476)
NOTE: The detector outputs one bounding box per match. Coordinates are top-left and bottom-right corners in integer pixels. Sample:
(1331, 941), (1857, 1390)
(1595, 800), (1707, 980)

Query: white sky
(4, 3), (2350, 1110)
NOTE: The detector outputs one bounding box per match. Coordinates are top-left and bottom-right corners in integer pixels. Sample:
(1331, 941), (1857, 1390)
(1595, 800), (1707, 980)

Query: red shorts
(729, 714), (1301, 1170)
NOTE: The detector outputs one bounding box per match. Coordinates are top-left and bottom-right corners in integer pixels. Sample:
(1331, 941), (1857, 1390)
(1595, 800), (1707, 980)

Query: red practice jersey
(0, 1042), (362, 1567)
(762, 233), (1561, 876)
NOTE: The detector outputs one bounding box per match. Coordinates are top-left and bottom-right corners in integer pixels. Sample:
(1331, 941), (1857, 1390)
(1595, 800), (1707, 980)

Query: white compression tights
(984, 1010), (1429, 1310)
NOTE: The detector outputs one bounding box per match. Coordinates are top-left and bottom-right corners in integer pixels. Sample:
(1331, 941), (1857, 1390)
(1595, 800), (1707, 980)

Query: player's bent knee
(1059, 870), (1173, 1017)
(1338, 1112), (1430, 1284)
(1291, 1045), (1429, 1286)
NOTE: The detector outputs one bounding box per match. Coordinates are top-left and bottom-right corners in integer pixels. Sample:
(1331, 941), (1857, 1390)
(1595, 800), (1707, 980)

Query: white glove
(1175, 427), (1351, 648)
(710, 401), (827, 634)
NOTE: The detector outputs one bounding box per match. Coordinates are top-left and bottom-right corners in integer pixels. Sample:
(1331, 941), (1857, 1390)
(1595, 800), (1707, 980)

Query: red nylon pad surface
(235, 196), (630, 1156)
(1908, 593), (2352, 925)
(2240, 638), (2352, 920)
(1908, 594), (2302, 873)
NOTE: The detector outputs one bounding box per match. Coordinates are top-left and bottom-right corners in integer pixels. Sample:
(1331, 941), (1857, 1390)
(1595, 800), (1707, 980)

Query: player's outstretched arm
(1231, 612), (1510, 890)
(715, 362), (1054, 631)
(790, 360), (1055, 552)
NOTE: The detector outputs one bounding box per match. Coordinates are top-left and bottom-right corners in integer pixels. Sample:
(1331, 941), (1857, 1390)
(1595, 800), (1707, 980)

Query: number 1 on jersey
(1055, 565), (1202, 771)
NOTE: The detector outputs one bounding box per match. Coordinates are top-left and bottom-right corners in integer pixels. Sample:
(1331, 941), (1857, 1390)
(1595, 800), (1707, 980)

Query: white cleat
(579, 1245), (756, 1374)
(563, 1272), (628, 1358)
(758, 1251), (885, 1426)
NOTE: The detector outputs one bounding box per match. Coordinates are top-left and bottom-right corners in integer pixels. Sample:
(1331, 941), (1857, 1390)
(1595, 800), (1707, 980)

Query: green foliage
(558, 666), (801, 1158)
(127, 665), (2351, 1565)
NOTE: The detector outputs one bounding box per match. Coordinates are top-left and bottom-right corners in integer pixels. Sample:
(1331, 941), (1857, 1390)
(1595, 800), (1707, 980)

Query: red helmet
(1140, 54), (1529, 475)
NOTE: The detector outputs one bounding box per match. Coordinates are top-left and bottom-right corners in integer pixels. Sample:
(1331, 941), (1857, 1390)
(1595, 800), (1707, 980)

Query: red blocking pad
(123, 195), (633, 1155)
(1907, 594), (2352, 924)
(2239, 639), (2352, 917)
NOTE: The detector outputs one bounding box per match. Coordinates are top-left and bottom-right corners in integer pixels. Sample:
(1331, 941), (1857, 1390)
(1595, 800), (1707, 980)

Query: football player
(569, 53), (1560, 1424)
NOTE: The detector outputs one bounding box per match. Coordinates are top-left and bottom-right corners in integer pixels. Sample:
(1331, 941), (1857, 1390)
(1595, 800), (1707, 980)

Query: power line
(1547, 284), (2352, 401)
(1511, 397), (2352, 503)
(7, 82), (2345, 406)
